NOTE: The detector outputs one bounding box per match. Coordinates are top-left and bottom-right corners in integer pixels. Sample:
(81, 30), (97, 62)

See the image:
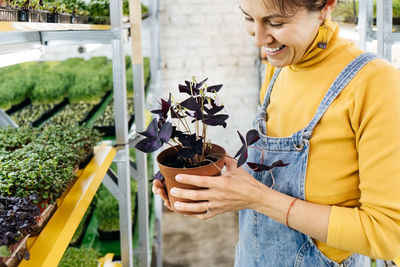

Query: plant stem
(167, 142), (180, 151)
(173, 106), (191, 134)
(200, 158), (223, 172)
(201, 124), (207, 159)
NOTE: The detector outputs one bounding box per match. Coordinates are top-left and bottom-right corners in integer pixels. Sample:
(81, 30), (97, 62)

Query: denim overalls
(234, 52), (377, 267)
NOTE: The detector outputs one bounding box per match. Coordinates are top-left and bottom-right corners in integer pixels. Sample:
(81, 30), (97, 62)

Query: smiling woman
(153, 0), (400, 266)
(240, 0), (328, 67)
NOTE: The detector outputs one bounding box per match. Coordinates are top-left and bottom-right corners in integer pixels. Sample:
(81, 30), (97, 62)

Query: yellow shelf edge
(19, 144), (116, 267)
(0, 22), (111, 32)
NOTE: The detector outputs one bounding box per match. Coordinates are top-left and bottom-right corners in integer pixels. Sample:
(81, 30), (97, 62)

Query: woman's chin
(267, 58), (290, 68)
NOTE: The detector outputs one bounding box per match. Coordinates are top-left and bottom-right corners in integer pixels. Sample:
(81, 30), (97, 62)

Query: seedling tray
(31, 98), (68, 128)
(0, 234), (29, 267)
(79, 90), (112, 126)
(5, 98), (31, 115)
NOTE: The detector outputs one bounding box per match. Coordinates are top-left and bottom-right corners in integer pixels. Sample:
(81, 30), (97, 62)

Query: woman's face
(240, 0), (323, 67)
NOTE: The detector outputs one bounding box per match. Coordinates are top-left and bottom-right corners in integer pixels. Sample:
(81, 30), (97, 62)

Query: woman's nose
(253, 23), (273, 48)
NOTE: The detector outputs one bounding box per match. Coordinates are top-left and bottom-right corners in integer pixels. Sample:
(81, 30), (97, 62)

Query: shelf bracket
(103, 169), (124, 201)
(0, 109), (18, 128)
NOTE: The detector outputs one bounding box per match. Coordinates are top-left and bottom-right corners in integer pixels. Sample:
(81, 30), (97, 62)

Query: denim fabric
(234, 52), (377, 267)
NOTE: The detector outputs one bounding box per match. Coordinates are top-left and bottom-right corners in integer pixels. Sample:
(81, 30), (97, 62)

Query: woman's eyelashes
(244, 16), (284, 28)
(269, 22), (284, 28)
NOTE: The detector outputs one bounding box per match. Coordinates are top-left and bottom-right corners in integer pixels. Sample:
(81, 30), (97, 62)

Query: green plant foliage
(0, 71), (30, 110)
(0, 64), (21, 76)
(94, 180), (137, 231)
(11, 104), (55, 127)
(0, 245), (11, 258)
(68, 68), (111, 103)
(332, 0), (400, 22)
(58, 247), (100, 267)
(30, 64), (74, 104)
(0, 125), (102, 202)
(46, 102), (98, 126)
(93, 98), (134, 127)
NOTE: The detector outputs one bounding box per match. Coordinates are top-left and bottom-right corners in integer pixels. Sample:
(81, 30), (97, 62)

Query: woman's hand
(152, 179), (173, 210)
(170, 156), (265, 220)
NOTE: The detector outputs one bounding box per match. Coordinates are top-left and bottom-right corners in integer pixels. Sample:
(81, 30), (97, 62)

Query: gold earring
(317, 20), (329, 49)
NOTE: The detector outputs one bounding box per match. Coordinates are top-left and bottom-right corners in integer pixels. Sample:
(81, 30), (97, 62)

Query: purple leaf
(192, 139), (203, 155)
(178, 133), (196, 146)
(194, 78), (208, 90)
(178, 147), (195, 159)
(203, 114), (229, 128)
(135, 136), (163, 153)
(179, 78), (209, 96)
(138, 118), (158, 138)
(151, 94), (172, 119)
(206, 84), (223, 93)
(204, 98), (224, 115)
(247, 160), (289, 172)
(23, 250), (30, 260)
(180, 97), (201, 112)
(237, 149), (248, 168)
(158, 122), (173, 143)
(171, 126), (183, 139)
(152, 171), (164, 182)
(246, 129), (260, 146)
(234, 131), (246, 158)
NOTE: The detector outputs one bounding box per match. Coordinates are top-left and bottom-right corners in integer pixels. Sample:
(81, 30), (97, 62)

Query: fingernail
(174, 202), (182, 209)
(170, 187), (178, 196)
(175, 175), (183, 182)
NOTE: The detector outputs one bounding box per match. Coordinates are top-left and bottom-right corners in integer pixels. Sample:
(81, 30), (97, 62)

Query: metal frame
(0, 0), (159, 264)
(358, 2), (395, 266)
(147, 0), (163, 266)
(359, 0), (398, 62)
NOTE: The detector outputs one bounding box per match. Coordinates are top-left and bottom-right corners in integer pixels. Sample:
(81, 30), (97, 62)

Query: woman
(153, 0), (400, 266)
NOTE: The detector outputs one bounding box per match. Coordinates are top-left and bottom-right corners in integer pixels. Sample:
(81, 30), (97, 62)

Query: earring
(317, 20), (329, 49)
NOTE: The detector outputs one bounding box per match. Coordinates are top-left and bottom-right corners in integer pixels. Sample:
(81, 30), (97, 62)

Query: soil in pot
(157, 143), (225, 215)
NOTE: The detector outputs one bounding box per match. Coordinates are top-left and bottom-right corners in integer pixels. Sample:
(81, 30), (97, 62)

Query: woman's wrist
(251, 185), (297, 225)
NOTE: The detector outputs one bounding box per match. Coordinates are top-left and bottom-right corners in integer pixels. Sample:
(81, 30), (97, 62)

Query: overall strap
(301, 52), (378, 139)
(259, 68), (282, 119)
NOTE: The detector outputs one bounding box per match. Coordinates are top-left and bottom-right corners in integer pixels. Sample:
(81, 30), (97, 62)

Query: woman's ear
(320, 0), (338, 20)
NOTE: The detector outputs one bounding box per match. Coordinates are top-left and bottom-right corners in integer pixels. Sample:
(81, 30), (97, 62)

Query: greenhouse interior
(1, 0), (400, 266)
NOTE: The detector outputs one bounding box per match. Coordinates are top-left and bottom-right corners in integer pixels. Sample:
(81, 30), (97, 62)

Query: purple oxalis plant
(135, 78), (288, 182)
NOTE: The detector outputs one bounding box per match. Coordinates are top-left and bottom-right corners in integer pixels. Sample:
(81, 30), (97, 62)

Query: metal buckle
(293, 143), (304, 151)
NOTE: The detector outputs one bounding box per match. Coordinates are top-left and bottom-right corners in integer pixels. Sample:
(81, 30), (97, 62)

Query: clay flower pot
(157, 143), (225, 215)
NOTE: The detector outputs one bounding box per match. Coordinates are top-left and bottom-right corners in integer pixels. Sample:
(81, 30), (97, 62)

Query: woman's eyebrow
(239, 6), (285, 20)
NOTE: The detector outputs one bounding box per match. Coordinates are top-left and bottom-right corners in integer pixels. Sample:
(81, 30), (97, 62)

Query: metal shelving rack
(359, 0), (398, 61)
(0, 0), (161, 265)
(358, 2), (396, 266)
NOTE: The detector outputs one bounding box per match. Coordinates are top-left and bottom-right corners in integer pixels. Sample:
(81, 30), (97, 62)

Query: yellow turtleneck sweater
(260, 19), (400, 262)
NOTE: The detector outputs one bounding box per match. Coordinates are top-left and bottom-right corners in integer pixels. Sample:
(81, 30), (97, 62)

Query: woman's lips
(264, 45), (286, 56)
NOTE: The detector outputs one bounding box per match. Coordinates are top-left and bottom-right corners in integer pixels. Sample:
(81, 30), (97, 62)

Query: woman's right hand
(152, 179), (172, 210)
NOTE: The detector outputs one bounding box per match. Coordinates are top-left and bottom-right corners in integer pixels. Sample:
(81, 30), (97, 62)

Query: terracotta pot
(157, 143), (225, 215)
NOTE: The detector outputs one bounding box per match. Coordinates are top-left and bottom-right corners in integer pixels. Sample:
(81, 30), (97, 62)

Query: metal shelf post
(358, 0), (374, 50)
(147, 0), (163, 266)
(128, 0), (149, 266)
(377, 0), (393, 61)
(109, 0), (134, 265)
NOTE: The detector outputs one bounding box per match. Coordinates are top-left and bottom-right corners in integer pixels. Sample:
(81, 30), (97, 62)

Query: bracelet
(286, 198), (298, 227)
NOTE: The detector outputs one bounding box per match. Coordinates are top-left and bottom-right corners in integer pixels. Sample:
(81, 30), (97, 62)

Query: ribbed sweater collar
(289, 17), (339, 71)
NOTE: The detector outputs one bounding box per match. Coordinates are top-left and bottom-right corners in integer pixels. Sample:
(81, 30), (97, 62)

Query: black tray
(78, 90), (112, 126)
(31, 98), (69, 128)
(93, 114), (135, 137)
(5, 98), (31, 115)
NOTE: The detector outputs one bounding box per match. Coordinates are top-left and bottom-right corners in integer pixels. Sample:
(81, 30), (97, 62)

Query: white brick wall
(160, 0), (260, 155)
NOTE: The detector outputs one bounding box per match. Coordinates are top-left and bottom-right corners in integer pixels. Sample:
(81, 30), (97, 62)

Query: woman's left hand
(170, 156), (265, 220)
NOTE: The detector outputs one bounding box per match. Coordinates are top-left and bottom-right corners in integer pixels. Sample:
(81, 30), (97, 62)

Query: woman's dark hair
(263, 0), (327, 17)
